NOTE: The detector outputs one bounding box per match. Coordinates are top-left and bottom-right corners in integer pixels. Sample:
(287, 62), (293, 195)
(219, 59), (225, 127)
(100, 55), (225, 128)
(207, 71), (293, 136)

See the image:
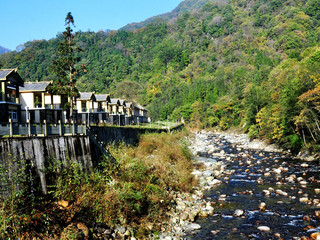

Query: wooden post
(9, 119), (13, 137)
(59, 120), (62, 136)
(1, 82), (6, 101)
(41, 92), (45, 108)
(50, 93), (54, 109)
(27, 119), (31, 137)
(44, 120), (47, 137)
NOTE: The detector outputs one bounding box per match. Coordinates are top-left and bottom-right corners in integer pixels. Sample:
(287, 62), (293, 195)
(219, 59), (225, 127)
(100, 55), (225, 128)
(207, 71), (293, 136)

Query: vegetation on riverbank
(0, 130), (195, 239)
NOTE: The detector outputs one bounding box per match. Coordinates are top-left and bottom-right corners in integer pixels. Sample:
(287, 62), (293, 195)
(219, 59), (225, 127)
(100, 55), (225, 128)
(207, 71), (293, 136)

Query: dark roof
(79, 92), (95, 100)
(95, 94), (110, 102)
(0, 69), (13, 80)
(0, 69), (24, 86)
(20, 82), (51, 92)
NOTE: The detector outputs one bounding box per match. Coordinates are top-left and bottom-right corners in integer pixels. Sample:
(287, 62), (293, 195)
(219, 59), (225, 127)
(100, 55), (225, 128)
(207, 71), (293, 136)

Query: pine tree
(49, 12), (86, 121)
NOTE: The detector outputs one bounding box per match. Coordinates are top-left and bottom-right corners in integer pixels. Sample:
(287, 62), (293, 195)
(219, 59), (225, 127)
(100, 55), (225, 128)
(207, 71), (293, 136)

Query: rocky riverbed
(156, 130), (320, 240)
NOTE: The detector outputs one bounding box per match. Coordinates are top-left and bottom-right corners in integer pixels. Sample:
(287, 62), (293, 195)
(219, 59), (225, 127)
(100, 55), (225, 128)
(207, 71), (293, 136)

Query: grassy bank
(0, 130), (196, 239)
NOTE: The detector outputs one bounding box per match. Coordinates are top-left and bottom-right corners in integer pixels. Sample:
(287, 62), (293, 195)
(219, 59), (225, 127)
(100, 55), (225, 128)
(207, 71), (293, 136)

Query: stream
(187, 132), (320, 240)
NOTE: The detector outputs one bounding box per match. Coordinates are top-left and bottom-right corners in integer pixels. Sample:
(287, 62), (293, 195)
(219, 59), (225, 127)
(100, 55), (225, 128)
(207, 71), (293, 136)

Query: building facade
(20, 82), (67, 123)
(0, 69), (24, 122)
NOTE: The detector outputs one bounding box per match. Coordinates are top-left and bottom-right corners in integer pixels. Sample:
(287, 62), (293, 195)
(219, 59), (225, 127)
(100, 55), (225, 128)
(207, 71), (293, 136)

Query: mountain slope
(120, 0), (213, 31)
(0, 46), (11, 54)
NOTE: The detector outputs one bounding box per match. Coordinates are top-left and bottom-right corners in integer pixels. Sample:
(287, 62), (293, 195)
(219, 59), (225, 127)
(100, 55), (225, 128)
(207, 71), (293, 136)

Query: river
(186, 131), (320, 240)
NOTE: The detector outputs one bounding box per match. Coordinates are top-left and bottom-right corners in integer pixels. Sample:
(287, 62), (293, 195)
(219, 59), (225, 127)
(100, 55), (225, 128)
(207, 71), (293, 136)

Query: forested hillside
(1, 0), (320, 154)
(121, 0), (211, 31)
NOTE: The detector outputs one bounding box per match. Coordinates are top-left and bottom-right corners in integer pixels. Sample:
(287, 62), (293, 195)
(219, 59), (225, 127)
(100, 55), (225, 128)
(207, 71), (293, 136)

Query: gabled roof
(20, 82), (51, 92)
(0, 69), (13, 80)
(134, 103), (148, 111)
(78, 92), (95, 101)
(119, 99), (126, 105)
(125, 102), (133, 108)
(110, 98), (120, 105)
(95, 94), (110, 102)
(0, 69), (24, 86)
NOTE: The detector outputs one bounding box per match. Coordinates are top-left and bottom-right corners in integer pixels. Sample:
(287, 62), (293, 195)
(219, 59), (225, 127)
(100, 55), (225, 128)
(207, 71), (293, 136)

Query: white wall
(44, 94), (61, 105)
(20, 92), (34, 110)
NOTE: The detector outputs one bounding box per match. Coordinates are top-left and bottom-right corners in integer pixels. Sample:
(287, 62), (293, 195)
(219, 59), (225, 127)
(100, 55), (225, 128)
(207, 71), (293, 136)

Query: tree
(49, 12), (86, 121)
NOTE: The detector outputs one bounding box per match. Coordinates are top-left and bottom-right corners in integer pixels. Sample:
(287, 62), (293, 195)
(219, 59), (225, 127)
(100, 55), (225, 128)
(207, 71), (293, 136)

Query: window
(9, 111), (17, 120)
(98, 102), (102, 111)
(81, 101), (87, 112)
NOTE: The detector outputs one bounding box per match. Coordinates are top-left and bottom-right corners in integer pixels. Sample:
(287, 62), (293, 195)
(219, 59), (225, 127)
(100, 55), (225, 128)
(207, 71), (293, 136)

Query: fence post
(72, 120), (75, 136)
(44, 120), (47, 137)
(27, 119), (31, 137)
(9, 119), (13, 137)
(59, 120), (62, 136)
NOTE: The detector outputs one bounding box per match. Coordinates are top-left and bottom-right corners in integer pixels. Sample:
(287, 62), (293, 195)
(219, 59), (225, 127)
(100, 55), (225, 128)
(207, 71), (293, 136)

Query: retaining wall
(0, 136), (93, 195)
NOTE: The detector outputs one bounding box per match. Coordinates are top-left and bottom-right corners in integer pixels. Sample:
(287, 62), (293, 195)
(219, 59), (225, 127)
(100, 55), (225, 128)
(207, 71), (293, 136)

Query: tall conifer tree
(50, 12), (85, 121)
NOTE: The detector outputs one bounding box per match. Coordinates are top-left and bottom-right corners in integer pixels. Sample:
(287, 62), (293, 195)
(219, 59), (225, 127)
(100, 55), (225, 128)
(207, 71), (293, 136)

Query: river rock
(299, 197), (309, 203)
(183, 223), (202, 232)
(257, 226), (270, 232)
(262, 190), (270, 196)
(300, 180), (308, 186)
(310, 232), (320, 240)
(218, 194), (226, 201)
(180, 212), (189, 221)
(208, 179), (222, 186)
(275, 189), (288, 196)
(273, 168), (282, 174)
(258, 202), (266, 211)
(234, 209), (244, 217)
(188, 209), (200, 222)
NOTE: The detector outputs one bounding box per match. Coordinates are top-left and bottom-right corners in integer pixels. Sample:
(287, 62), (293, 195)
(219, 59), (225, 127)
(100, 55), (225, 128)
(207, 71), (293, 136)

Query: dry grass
(0, 130), (196, 239)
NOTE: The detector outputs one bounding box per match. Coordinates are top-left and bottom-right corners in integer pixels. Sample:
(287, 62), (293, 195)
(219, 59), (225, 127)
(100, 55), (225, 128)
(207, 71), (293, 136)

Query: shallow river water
(188, 133), (320, 240)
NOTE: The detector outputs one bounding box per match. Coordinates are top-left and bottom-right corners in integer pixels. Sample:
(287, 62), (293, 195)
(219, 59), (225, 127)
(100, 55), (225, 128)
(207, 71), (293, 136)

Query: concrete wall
(0, 124), (184, 197)
(90, 126), (174, 145)
(0, 136), (94, 195)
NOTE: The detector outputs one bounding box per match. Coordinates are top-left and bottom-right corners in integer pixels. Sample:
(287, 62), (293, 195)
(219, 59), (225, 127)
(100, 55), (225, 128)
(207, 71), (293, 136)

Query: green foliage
(1, 0), (320, 151)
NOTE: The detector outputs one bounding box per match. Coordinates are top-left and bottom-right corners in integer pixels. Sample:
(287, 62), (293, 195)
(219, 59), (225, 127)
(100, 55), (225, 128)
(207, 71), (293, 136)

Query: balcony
(96, 108), (105, 112)
(35, 103), (43, 108)
(45, 104), (61, 109)
(7, 97), (17, 103)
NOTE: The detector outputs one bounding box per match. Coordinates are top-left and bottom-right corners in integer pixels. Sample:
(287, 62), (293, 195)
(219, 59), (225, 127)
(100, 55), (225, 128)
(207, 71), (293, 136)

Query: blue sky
(1, 0), (183, 51)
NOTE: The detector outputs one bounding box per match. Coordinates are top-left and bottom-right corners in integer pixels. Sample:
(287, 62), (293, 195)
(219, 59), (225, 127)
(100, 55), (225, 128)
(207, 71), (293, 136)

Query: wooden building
(0, 69), (24, 122)
(20, 82), (68, 123)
